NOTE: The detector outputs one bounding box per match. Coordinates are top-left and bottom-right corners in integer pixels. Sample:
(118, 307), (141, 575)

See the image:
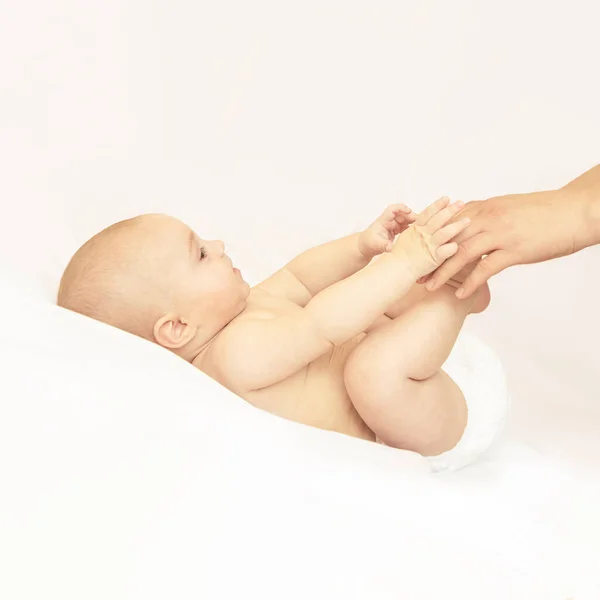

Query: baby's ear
(153, 314), (197, 349)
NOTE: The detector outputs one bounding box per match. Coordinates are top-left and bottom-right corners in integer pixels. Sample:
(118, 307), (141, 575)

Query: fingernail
(456, 287), (465, 298)
(462, 217), (470, 224)
(426, 280), (435, 291)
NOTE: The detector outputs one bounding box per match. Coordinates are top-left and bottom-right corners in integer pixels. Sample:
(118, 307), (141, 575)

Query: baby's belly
(245, 334), (375, 441)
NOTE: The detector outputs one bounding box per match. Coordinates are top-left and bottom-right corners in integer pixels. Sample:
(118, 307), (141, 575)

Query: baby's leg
(383, 282), (429, 320)
(344, 283), (488, 457)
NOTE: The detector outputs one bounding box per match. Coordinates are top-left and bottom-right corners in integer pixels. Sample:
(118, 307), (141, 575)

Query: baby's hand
(358, 204), (417, 260)
(392, 197), (470, 278)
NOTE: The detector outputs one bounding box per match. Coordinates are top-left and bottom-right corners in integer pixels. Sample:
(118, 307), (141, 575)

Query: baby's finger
(395, 211), (417, 224)
(415, 197), (450, 226)
(435, 242), (459, 263)
(432, 217), (471, 245)
(376, 233), (392, 253)
(388, 203), (412, 214)
(380, 228), (394, 242)
(425, 201), (465, 233)
(381, 205), (404, 222)
(450, 217), (482, 244)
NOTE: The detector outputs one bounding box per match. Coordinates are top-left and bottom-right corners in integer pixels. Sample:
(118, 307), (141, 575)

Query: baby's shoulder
(217, 293), (300, 344)
(195, 294), (302, 390)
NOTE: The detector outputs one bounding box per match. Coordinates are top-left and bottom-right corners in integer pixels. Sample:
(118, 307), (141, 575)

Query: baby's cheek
(214, 275), (236, 294)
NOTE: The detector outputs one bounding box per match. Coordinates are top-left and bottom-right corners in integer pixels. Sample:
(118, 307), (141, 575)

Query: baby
(58, 197), (505, 470)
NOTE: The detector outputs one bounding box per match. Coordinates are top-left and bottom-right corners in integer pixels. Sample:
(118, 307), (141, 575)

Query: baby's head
(57, 214), (249, 359)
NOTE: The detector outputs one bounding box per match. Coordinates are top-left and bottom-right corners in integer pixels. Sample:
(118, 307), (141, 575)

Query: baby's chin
(238, 293), (250, 311)
(237, 277), (251, 295)
(230, 289), (249, 314)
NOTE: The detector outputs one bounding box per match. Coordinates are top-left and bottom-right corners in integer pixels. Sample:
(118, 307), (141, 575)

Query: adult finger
(426, 233), (496, 290)
(456, 250), (513, 298)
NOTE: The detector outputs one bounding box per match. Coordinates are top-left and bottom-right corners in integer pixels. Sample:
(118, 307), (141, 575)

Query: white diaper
(425, 331), (510, 473)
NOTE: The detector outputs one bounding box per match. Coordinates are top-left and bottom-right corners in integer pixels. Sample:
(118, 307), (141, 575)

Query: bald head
(58, 213), (249, 355)
(57, 215), (178, 340)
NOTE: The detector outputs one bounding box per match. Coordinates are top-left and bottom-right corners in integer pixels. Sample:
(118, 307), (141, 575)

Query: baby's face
(145, 215), (250, 328)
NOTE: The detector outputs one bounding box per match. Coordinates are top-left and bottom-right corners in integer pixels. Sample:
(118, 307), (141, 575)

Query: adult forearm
(560, 163), (600, 250)
(305, 252), (415, 345)
(285, 233), (369, 296)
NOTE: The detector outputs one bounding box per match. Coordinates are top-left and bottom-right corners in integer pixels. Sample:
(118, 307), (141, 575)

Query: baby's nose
(214, 240), (225, 256)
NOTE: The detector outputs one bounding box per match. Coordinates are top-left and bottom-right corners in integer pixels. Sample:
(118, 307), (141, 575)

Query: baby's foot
(443, 260), (491, 314)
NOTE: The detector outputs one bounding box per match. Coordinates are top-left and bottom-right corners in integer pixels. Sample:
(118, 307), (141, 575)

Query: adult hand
(422, 189), (588, 298)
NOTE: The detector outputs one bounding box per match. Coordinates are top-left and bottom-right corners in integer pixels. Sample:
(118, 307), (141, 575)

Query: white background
(2, 3), (600, 598)
(1, 0), (599, 470)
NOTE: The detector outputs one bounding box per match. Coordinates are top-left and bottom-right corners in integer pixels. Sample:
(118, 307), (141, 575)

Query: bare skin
(58, 199), (488, 459)
(423, 163), (600, 298)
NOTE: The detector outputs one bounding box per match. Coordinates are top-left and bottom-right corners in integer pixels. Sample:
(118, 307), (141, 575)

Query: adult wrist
(561, 184), (600, 251)
(584, 192), (600, 248)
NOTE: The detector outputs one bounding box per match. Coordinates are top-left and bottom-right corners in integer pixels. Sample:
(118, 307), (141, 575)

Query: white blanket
(1, 257), (599, 599)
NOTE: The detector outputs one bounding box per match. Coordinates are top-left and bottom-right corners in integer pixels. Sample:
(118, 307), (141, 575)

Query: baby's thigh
(343, 341), (467, 456)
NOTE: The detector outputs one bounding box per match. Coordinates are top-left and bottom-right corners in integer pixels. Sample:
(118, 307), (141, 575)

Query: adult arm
(425, 164), (600, 298)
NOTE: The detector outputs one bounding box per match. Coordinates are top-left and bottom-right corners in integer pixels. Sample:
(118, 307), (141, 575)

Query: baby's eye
(199, 247), (207, 260)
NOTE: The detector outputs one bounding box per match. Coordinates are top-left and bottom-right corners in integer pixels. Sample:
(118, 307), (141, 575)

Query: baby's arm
(217, 198), (469, 392)
(256, 205), (415, 305)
